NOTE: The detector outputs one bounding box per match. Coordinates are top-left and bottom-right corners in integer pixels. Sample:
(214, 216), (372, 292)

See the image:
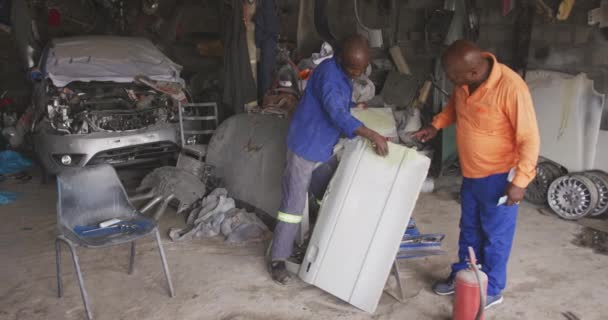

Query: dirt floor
(1, 173), (608, 320)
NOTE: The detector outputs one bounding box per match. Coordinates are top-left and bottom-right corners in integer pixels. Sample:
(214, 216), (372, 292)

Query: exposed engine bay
(44, 82), (178, 134)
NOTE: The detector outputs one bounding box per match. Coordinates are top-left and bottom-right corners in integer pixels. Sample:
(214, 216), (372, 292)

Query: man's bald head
(340, 35), (370, 79)
(442, 40), (490, 86)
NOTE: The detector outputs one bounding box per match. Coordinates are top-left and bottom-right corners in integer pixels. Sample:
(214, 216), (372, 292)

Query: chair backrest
(178, 101), (219, 147)
(57, 165), (137, 229)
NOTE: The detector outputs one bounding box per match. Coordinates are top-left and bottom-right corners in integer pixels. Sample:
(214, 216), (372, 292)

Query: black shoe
(432, 277), (455, 296)
(269, 261), (291, 285)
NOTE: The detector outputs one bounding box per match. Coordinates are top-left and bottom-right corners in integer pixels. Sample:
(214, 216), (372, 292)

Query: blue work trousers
(450, 172), (519, 296)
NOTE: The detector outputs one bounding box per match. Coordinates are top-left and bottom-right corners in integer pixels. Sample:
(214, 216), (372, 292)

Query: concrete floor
(1, 173), (607, 320)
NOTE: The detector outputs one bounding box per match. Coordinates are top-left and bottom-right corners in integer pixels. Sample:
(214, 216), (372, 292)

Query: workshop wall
(477, 0), (608, 94)
(292, 0), (607, 96)
(276, 0), (299, 45)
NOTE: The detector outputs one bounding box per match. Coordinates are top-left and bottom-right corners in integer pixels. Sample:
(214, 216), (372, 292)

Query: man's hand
(370, 132), (389, 156)
(355, 126), (389, 157)
(505, 183), (525, 206)
(355, 102), (368, 110)
(413, 126), (438, 143)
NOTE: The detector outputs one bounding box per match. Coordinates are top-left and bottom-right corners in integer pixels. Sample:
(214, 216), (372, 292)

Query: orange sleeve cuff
(431, 118), (447, 130)
(512, 174), (532, 189)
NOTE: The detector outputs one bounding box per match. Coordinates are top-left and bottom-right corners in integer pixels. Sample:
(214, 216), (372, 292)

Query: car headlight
(52, 154), (84, 166)
(61, 155), (72, 165)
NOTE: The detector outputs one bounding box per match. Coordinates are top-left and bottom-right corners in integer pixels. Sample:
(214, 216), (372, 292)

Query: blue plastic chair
(55, 165), (174, 320)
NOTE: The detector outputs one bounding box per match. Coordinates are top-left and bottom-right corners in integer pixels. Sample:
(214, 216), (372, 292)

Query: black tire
(37, 157), (53, 185)
(41, 171), (52, 185)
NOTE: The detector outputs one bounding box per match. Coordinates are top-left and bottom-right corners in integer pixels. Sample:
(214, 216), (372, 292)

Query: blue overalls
(271, 57), (362, 261)
(451, 172), (519, 296)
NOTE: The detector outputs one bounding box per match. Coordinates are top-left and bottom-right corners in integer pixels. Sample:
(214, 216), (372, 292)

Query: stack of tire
(547, 171), (608, 220)
(525, 161), (608, 220)
(524, 161), (566, 205)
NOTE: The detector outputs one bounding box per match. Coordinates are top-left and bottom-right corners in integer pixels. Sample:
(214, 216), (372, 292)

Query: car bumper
(35, 123), (180, 174)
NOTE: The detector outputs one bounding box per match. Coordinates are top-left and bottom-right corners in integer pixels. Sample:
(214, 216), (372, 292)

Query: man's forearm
(355, 126), (377, 141)
(512, 140), (540, 188)
(355, 125), (389, 156)
(431, 110), (455, 130)
(431, 98), (456, 130)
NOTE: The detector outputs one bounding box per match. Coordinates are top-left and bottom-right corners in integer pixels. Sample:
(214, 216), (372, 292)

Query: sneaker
(485, 295), (503, 309)
(268, 261), (291, 285)
(432, 278), (455, 296)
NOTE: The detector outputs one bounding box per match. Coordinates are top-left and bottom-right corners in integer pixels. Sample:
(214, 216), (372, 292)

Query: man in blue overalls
(269, 35), (389, 284)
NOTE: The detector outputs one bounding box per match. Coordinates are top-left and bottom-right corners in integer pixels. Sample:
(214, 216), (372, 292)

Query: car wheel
(40, 166), (54, 185)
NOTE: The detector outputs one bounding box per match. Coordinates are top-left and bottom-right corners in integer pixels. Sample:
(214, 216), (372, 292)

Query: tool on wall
(353, 0), (383, 48)
(464, 0), (479, 41)
(314, 0), (337, 49)
(557, 0), (575, 20)
(512, 2), (535, 76)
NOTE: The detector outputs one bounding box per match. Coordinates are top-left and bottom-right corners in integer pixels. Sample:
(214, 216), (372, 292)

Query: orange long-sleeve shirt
(432, 53), (540, 188)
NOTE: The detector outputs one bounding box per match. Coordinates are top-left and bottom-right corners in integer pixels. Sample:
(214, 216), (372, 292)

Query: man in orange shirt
(414, 40), (540, 309)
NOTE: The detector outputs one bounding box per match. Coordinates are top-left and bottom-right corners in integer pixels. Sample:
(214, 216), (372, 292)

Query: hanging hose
(353, 0), (383, 48)
(353, 0), (370, 31)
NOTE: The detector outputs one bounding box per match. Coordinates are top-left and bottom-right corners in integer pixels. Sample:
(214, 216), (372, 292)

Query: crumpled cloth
(394, 107), (423, 148)
(312, 42), (334, 65)
(297, 42), (334, 71)
(169, 188), (269, 243)
(352, 74), (375, 103)
(221, 208), (268, 243)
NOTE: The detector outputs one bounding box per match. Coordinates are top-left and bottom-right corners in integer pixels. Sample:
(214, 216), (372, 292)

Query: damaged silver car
(31, 36), (185, 175)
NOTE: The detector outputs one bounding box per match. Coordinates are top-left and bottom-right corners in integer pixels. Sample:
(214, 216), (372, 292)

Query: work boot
(485, 295), (503, 310)
(432, 277), (455, 295)
(269, 261), (291, 285)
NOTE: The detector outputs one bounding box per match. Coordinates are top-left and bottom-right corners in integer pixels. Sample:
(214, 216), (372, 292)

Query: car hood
(43, 36), (184, 87)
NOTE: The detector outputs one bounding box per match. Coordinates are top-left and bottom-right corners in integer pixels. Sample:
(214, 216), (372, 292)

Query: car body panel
(44, 36), (183, 87)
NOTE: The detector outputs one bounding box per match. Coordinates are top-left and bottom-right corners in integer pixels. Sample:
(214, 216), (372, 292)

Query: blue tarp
(0, 150), (31, 205)
(0, 191), (18, 204)
(0, 150), (32, 175)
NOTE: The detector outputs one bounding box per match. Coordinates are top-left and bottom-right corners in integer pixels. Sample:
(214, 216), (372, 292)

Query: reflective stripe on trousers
(277, 211), (303, 224)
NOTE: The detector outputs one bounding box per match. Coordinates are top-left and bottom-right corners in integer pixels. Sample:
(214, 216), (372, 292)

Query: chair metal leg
(154, 229), (174, 297)
(129, 191), (156, 202)
(57, 237), (93, 320)
(153, 194), (175, 221)
(128, 241), (136, 275)
(140, 196), (163, 214)
(55, 238), (63, 298)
